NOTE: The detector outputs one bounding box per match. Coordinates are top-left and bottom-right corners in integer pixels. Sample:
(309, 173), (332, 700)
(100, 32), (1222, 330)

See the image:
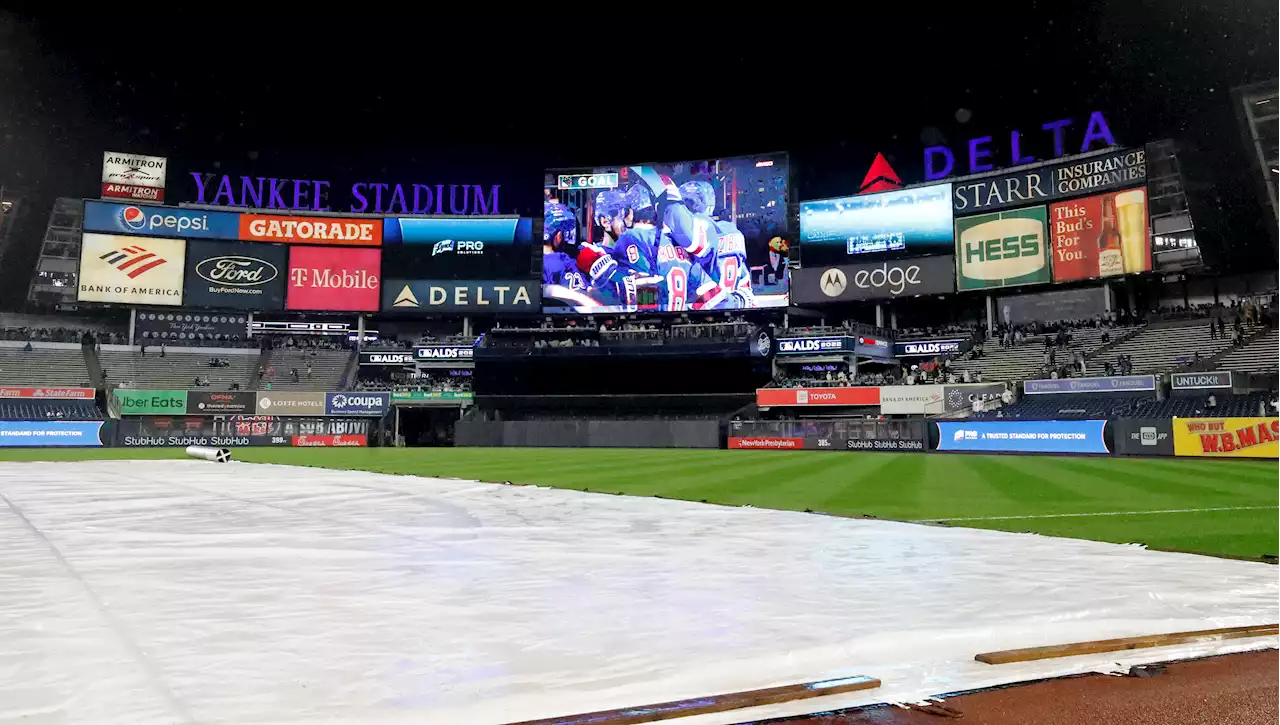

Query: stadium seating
(258, 349), (350, 391)
(978, 393), (1152, 419)
(0, 344), (92, 386)
(99, 347), (258, 390)
(0, 399), (102, 421)
(1216, 328), (1279, 372)
(950, 326), (1135, 382)
(1133, 393), (1274, 418)
(1094, 321), (1263, 373)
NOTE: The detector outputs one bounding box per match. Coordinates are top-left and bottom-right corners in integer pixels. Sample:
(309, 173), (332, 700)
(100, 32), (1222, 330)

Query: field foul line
(917, 505), (1280, 522)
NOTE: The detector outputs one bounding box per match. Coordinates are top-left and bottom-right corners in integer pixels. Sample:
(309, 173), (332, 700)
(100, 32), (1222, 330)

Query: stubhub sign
(84, 200), (241, 240)
(936, 420), (1109, 454)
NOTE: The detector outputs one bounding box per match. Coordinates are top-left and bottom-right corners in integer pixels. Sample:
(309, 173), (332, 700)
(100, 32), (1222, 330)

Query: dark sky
(0, 3), (1276, 301)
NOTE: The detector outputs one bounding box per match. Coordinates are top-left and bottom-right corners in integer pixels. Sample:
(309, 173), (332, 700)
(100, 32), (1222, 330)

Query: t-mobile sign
(287, 246), (381, 312)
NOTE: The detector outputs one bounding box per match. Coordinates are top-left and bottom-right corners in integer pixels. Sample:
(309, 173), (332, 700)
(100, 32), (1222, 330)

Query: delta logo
(859, 153), (904, 194)
(99, 245), (168, 278)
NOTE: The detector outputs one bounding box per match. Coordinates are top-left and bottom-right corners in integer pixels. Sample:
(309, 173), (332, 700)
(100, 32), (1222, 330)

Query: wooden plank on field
(975, 623), (1279, 665)
(501, 674), (880, 725)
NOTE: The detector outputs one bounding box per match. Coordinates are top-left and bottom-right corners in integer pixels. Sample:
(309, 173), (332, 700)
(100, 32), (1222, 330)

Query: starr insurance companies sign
(101, 152), (168, 202)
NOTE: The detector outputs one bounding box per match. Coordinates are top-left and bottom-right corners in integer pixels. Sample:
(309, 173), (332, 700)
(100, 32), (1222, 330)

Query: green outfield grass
(1, 448), (1275, 559)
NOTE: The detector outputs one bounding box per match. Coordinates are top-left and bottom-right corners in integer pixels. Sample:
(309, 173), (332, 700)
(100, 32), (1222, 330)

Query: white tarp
(0, 461), (1274, 724)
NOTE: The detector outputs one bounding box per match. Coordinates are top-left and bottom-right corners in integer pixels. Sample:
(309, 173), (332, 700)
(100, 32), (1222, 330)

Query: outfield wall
(455, 420), (721, 449)
(728, 418), (1279, 459)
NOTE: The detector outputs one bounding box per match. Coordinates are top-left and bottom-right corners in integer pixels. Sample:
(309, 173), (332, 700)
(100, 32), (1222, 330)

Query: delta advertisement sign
(1172, 417), (1279, 459)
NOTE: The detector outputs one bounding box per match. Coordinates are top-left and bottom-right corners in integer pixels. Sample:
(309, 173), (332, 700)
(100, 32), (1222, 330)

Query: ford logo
(196, 256), (277, 287)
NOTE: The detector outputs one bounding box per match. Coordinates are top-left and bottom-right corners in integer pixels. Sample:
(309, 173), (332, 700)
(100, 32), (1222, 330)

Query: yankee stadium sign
(190, 173), (501, 215)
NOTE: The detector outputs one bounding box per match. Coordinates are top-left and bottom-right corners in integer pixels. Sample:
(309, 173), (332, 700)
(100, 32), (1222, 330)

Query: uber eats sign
(954, 206), (1052, 291)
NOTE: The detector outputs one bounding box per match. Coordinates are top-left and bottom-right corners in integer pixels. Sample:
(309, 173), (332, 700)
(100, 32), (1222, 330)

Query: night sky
(0, 4), (1276, 304)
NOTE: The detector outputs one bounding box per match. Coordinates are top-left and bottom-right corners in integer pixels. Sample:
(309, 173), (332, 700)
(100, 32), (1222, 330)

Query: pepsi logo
(119, 206), (148, 231)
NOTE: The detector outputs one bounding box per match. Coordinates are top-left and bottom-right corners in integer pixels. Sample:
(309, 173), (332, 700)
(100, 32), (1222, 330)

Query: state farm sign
(286, 246), (381, 312)
(239, 214), (382, 246)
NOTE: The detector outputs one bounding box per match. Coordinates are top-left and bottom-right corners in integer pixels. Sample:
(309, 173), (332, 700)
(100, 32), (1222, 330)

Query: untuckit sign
(1171, 371), (1233, 390)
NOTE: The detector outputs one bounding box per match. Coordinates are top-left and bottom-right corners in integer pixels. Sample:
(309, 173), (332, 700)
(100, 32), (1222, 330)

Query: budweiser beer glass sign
(287, 247), (381, 311)
(1048, 188), (1150, 282)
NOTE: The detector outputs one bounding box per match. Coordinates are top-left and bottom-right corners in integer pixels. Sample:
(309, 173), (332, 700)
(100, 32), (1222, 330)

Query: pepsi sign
(84, 201), (242, 240)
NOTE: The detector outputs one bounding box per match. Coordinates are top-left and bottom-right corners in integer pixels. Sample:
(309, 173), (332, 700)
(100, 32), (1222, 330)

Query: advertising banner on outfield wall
(255, 392), (326, 416)
(0, 421), (105, 447)
(936, 420), (1110, 454)
(0, 387), (94, 399)
(1172, 417), (1279, 458)
(114, 389), (187, 415)
(1024, 375), (1155, 395)
(188, 391), (256, 414)
(803, 436), (926, 451)
(1171, 371), (1233, 390)
(1112, 419), (1175, 456)
(118, 415), (371, 446)
(325, 392), (390, 416)
(728, 437), (804, 450)
(756, 387), (880, 407)
(292, 434), (368, 447)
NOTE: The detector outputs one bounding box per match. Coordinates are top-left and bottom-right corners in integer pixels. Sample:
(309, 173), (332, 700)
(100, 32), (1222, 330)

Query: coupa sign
(190, 173), (501, 215)
(925, 111), (1117, 180)
(324, 392), (389, 416)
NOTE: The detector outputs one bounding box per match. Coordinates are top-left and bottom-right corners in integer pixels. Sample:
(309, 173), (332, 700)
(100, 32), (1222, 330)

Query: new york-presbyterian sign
(190, 173), (501, 215)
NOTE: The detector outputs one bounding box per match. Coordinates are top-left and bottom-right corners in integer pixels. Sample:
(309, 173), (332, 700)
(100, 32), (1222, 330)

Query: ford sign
(196, 256), (279, 287)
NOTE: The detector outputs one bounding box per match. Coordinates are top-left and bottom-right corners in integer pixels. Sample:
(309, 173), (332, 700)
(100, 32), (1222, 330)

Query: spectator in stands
(1206, 393), (1217, 411)
(306, 362), (313, 379)
(140, 343), (147, 357)
(22, 342), (31, 352)
(160, 343), (166, 358)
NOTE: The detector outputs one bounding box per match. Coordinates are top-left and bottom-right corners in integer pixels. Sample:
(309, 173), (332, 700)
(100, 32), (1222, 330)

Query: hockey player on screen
(610, 185), (721, 311)
(542, 201), (586, 291)
(678, 180), (753, 305)
(593, 189), (630, 248)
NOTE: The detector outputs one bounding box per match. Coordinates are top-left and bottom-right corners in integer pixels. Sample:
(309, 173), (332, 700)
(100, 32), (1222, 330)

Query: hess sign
(557, 173), (620, 190)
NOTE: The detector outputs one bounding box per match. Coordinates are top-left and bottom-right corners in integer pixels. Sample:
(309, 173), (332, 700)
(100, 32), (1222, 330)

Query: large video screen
(799, 183), (953, 266)
(382, 217), (534, 280)
(542, 153), (790, 313)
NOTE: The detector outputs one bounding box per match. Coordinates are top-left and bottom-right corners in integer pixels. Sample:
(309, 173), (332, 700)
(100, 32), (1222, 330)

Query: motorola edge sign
(792, 255), (956, 304)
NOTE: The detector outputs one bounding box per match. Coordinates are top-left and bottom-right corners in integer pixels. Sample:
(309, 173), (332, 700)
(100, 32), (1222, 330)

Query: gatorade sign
(954, 206), (1052, 291)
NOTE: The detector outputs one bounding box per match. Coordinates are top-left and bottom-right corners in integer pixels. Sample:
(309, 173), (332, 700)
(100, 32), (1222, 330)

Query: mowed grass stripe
(817, 453), (930, 518)
(1049, 458), (1252, 505)
(957, 455), (1095, 507)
